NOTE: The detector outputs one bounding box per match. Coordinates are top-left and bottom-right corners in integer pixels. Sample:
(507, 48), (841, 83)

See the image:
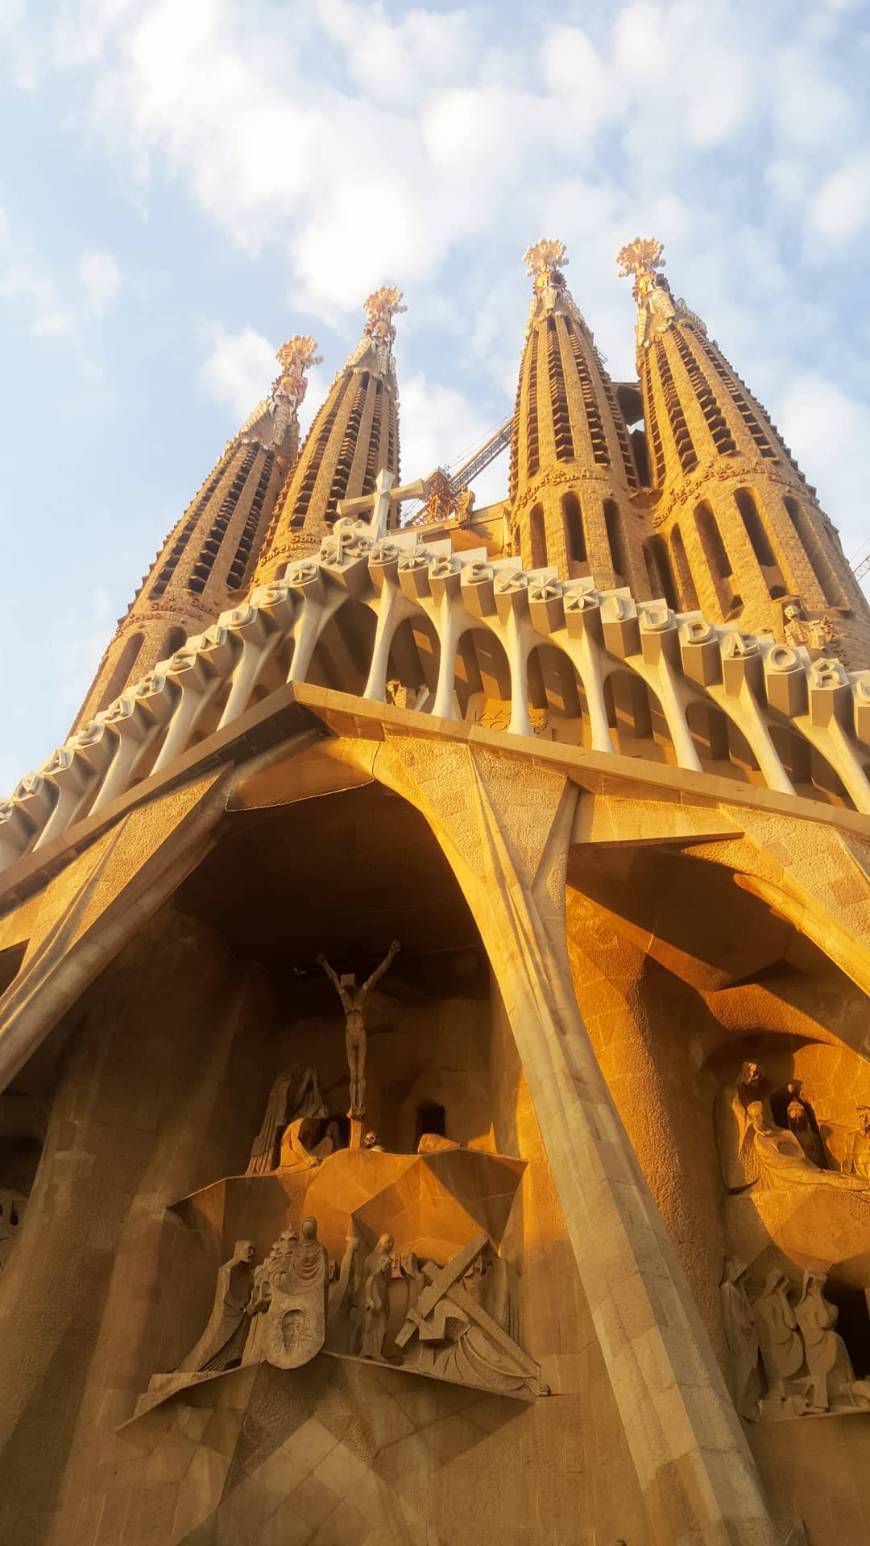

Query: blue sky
(1, 0), (869, 793)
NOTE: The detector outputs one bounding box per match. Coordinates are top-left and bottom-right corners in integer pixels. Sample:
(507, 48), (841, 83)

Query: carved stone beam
(319, 523), (374, 599)
(562, 587), (612, 754)
(493, 572), (534, 738)
(32, 748), (95, 850)
(363, 543), (419, 704)
(800, 658), (870, 814)
(150, 629), (233, 777)
(285, 559), (343, 686)
(429, 556), (467, 722)
(712, 631), (795, 797)
(636, 602), (702, 772)
(0, 775), (50, 867)
(217, 600), (284, 730)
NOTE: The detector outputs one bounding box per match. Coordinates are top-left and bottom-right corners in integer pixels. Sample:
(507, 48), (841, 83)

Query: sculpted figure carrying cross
(318, 942), (401, 1122)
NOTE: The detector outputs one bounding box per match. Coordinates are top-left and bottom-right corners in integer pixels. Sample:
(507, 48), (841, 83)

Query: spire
(72, 332), (319, 730)
(616, 237), (870, 662)
(509, 239), (647, 593)
(253, 288), (404, 584)
(241, 334), (322, 457)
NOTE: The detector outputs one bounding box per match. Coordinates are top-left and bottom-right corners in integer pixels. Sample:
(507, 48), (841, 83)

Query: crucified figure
(317, 942), (401, 1119)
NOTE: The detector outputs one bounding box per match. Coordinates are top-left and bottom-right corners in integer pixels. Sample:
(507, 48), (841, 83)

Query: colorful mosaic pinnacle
(273, 335), (322, 408)
(522, 237), (568, 294)
(363, 285), (407, 344)
(615, 236), (667, 302)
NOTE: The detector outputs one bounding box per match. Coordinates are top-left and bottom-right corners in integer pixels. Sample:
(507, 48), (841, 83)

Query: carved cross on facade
(337, 467), (429, 540)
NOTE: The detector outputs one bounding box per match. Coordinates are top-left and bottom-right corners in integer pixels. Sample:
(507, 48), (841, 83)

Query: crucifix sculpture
(317, 942), (401, 1135)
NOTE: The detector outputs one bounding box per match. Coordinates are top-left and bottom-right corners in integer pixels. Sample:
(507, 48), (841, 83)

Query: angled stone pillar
(352, 725), (780, 1546)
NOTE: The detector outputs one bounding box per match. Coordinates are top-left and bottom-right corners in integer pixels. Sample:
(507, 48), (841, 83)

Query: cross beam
(337, 467), (429, 540)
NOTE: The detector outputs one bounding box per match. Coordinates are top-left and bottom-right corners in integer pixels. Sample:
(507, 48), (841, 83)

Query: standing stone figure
(262, 1217), (330, 1370)
(753, 1270), (804, 1403)
(318, 942), (401, 1119)
(360, 1233), (395, 1360)
(714, 1060), (772, 1191)
(850, 1106), (870, 1181)
(794, 1272), (858, 1411)
(784, 1083), (825, 1168)
(178, 1240), (255, 1373)
(719, 1257), (761, 1420)
(243, 1228), (297, 1365)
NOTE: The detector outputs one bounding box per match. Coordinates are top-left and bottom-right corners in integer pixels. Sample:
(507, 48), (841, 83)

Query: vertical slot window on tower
(644, 536), (678, 611)
(604, 501), (626, 581)
(96, 631), (145, 713)
(529, 505), (547, 569)
(670, 525), (699, 611)
(695, 503), (742, 619)
(782, 496), (844, 607)
(734, 489), (787, 597)
(562, 492), (586, 563)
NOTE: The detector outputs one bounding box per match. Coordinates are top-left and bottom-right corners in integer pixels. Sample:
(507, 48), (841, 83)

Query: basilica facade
(0, 240), (868, 1545)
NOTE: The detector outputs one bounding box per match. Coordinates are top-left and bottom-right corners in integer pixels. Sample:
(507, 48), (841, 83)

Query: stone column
(358, 728), (780, 1546)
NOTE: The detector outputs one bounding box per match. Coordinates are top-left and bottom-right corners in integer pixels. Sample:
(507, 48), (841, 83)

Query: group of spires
(75, 239), (870, 727)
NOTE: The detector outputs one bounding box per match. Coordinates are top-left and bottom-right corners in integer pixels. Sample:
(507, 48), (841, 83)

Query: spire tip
(616, 237), (666, 303)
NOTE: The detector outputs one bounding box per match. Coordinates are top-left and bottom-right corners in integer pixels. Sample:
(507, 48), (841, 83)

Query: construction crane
(855, 549), (870, 583)
(404, 415), (514, 526)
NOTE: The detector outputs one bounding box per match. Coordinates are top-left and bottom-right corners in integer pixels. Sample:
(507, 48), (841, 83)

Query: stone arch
(527, 642), (595, 746)
(307, 600), (378, 698)
(455, 627), (511, 726)
(385, 614), (440, 707)
(603, 670), (675, 764)
(768, 725), (851, 809)
(96, 631), (144, 714)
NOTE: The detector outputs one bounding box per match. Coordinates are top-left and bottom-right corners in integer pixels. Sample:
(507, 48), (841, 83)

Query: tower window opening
(547, 317), (574, 463)
(673, 333), (736, 455)
(325, 373), (368, 520)
(604, 501), (626, 582)
(566, 321), (609, 467)
(645, 535), (678, 611)
(526, 333), (541, 479)
(696, 334), (778, 461)
(149, 444), (235, 600)
(187, 445), (258, 594)
(226, 451), (276, 591)
(600, 371), (639, 489)
(96, 630), (144, 713)
(159, 626), (187, 661)
(291, 375), (351, 526)
(529, 504), (547, 569)
(562, 492), (586, 563)
(670, 525), (699, 610)
(695, 502), (742, 619)
(655, 340), (697, 473)
(783, 496), (843, 607)
(644, 384), (666, 485)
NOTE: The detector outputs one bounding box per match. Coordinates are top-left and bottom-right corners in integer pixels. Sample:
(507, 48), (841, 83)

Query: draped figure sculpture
(318, 942), (401, 1121)
(746, 1102), (870, 1193)
(246, 1065), (327, 1176)
(178, 1240), (255, 1374)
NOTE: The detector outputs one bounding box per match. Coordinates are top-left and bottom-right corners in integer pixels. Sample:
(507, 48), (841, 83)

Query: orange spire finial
(616, 237), (666, 303)
(273, 335), (322, 411)
(363, 285), (406, 346)
(523, 238), (568, 297)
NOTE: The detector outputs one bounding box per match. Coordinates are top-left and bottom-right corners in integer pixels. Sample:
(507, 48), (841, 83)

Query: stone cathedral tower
(0, 243), (869, 1546)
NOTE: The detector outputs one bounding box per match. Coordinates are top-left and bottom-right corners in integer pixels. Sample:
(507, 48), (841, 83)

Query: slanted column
(355, 732), (781, 1546)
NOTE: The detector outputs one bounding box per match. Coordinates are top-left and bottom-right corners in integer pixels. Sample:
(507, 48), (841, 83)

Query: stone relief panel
(712, 1038), (870, 1421)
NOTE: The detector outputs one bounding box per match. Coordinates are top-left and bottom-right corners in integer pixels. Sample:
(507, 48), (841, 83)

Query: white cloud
(809, 152), (870, 244)
(79, 247), (122, 315)
(199, 324), (277, 420)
